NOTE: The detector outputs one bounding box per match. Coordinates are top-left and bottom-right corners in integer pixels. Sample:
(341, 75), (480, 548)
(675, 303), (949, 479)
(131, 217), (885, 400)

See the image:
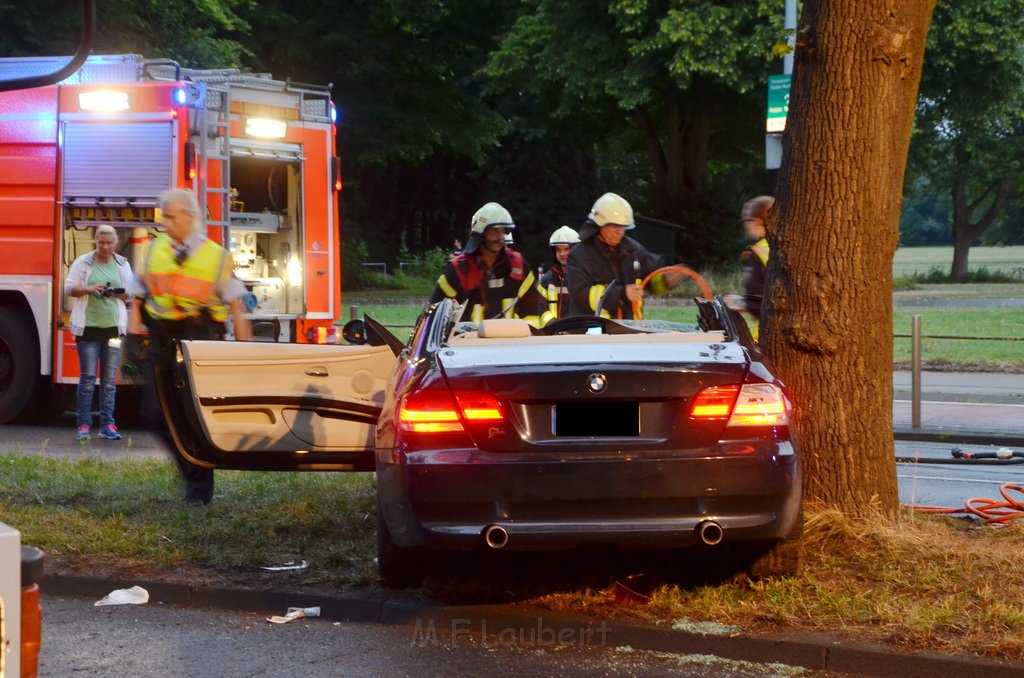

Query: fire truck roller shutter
(62, 121), (173, 202)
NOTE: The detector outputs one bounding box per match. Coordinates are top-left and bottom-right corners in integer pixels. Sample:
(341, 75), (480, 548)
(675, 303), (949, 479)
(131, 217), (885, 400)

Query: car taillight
(454, 391), (503, 422)
(728, 383), (789, 426)
(689, 385), (740, 418)
(689, 383), (789, 427)
(399, 389), (504, 433)
(400, 390), (462, 433)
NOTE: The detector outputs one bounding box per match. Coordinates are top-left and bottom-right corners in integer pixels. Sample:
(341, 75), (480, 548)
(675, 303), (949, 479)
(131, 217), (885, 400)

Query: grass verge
(893, 306), (1024, 369)
(5, 455), (1024, 662)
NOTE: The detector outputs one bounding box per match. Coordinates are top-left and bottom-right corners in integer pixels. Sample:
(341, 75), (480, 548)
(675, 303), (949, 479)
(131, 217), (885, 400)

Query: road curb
(894, 427), (1024, 447)
(43, 574), (1024, 677)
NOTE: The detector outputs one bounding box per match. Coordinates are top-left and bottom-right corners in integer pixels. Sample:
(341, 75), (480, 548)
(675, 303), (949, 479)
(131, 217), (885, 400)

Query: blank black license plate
(554, 401), (639, 437)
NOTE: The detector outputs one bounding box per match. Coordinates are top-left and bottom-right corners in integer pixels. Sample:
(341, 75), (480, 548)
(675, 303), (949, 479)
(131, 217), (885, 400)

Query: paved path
(893, 370), (1024, 440)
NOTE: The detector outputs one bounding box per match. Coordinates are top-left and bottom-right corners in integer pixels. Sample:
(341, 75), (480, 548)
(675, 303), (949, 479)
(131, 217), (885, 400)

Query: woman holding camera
(65, 225), (134, 441)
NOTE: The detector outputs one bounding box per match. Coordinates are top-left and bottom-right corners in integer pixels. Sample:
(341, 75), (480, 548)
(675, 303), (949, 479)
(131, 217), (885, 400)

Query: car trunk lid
(437, 336), (749, 452)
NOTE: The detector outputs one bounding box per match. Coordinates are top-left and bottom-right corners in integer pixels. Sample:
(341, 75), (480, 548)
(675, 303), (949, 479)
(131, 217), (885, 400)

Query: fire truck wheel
(0, 307), (37, 425)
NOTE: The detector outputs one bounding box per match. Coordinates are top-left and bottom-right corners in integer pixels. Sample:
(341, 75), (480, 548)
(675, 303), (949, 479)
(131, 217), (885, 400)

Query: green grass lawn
(893, 307), (1024, 368)
(894, 245), (1024, 278)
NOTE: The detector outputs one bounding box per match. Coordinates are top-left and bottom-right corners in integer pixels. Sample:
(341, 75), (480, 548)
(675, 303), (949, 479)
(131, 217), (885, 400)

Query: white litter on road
(94, 585), (149, 606)
(267, 606), (321, 624)
(260, 560), (308, 572)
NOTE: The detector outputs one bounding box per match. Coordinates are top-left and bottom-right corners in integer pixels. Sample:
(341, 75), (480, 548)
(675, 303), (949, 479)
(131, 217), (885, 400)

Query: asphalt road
(39, 594), (854, 678)
(896, 439), (1024, 511)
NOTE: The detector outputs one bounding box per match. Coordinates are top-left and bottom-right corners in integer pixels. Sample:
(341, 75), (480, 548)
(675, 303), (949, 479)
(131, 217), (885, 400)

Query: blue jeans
(75, 335), (121, 428)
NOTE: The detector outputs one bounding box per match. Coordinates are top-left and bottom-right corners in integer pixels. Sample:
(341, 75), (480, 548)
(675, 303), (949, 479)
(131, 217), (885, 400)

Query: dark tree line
(2, 1), (1021, 282)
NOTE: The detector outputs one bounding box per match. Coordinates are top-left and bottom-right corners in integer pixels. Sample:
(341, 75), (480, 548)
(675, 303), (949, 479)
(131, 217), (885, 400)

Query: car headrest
(478, 318), (532, 339)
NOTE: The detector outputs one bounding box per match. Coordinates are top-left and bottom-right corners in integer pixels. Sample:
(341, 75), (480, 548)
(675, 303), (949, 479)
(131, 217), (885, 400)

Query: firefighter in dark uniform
(739, 195), (773, 322)
(537, 225), (580, 326)
(429, 202), (543, 326)
(127, 188), (252, 506)
(566, 193), (664, 319)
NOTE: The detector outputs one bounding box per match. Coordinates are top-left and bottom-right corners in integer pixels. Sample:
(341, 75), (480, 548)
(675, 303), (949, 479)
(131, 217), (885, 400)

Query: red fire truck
(0, 54), (343, 424)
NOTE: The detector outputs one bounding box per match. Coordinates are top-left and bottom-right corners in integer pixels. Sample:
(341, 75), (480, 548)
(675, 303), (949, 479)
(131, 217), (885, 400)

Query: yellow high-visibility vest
(143, 235), (230, 322)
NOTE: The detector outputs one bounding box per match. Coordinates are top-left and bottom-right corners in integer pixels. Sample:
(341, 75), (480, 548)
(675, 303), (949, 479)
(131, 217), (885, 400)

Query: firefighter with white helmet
(566, 193), (665, 319)
(537, 225), (580, 325)
(429, 202), (544, 325)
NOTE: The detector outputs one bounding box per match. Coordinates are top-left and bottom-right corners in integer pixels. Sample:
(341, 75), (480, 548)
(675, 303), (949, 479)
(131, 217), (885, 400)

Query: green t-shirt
(85, 260), (120, 329)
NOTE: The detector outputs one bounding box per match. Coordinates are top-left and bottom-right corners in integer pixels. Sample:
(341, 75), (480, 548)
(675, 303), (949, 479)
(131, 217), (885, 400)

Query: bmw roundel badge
(587, 373), (608, 394)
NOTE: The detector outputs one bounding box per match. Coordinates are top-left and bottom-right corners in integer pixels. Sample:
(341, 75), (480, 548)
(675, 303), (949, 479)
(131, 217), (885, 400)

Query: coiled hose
(900, 447), (1024, 524)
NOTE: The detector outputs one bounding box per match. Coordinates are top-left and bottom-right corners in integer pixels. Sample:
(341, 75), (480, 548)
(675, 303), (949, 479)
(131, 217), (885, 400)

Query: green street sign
(767, 74), (790, 133)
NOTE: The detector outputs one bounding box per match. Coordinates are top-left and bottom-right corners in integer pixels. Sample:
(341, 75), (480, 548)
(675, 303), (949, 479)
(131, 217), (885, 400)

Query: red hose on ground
(906, 483), (1024, 524)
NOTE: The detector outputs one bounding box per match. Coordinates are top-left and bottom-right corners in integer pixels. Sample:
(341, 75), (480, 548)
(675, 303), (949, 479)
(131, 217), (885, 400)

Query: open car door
(157, 339), (397, 472)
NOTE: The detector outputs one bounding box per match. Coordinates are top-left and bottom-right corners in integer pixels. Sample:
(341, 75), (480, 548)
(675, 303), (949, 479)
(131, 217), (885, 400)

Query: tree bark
(765, 0), (936, 516)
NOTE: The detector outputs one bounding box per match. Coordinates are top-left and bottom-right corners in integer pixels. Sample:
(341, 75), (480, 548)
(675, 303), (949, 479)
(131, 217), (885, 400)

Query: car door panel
(163, 340), (395, 472)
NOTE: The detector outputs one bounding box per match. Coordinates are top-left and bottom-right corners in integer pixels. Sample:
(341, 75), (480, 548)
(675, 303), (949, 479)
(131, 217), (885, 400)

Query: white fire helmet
(464, 202), (515, 254)
(548, 225), (580, 246)
(588, 192), (635, 229)
(470, 202), (515, 235)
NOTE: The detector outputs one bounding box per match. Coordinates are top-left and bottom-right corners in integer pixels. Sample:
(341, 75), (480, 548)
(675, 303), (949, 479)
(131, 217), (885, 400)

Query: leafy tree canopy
(484, 1), (784, 267)
(0, 0), (252, 68)
(238, 0), (508, 168)
(908, 0), (1024, 271)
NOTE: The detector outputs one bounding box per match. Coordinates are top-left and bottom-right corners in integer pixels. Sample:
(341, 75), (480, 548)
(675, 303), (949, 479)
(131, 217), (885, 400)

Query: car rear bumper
(377, 442), (800, 551)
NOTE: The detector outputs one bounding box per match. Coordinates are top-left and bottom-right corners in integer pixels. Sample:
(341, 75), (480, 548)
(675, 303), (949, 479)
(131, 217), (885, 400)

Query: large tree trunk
(765, 0), (935, 516)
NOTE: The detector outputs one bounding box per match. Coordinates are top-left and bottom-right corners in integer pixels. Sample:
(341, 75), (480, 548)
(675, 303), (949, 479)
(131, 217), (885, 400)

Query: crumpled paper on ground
(95, 585), (150, 607)
(267, 606), (321, 624)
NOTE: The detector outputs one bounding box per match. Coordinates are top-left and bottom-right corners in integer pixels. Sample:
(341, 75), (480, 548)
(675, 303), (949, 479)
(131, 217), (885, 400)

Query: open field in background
(893, 245), (1024, 278)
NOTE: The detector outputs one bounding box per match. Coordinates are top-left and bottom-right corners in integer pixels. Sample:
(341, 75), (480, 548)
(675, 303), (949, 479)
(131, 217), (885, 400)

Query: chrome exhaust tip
(483, 524), (509, 549)
(696, 520), (724, 546)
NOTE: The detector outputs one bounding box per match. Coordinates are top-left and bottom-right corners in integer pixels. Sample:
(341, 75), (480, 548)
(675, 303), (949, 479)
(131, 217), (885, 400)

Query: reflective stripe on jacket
(566, 235), (662, 319)
(143, 235), (230, 322)
(741, 237), (769, 319)
(538, 264), (569, 325)
(429, 248), (544, 326)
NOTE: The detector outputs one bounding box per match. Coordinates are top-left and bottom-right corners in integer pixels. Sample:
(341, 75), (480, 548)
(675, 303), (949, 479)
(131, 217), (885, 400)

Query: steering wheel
(537, 315), (621, 336)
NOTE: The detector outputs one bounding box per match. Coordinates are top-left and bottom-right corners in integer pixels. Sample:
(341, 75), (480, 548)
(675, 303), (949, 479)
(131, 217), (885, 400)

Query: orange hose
(907, 483), (1024, 524)
(640, 265), (715, 301)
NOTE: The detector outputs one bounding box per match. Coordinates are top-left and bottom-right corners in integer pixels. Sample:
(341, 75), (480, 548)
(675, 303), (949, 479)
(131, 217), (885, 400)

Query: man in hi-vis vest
(128, 188), (251, 506)
(429, 202), (544, 326)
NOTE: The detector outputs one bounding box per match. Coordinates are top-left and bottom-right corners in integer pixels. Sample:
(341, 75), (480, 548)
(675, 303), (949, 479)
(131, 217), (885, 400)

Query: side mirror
(342, 319), (367, 345)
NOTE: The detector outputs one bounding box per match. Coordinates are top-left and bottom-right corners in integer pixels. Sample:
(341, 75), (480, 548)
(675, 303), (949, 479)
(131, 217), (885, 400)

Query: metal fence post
(911, 315), (922, 429)
(350, 305), (359, 321)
